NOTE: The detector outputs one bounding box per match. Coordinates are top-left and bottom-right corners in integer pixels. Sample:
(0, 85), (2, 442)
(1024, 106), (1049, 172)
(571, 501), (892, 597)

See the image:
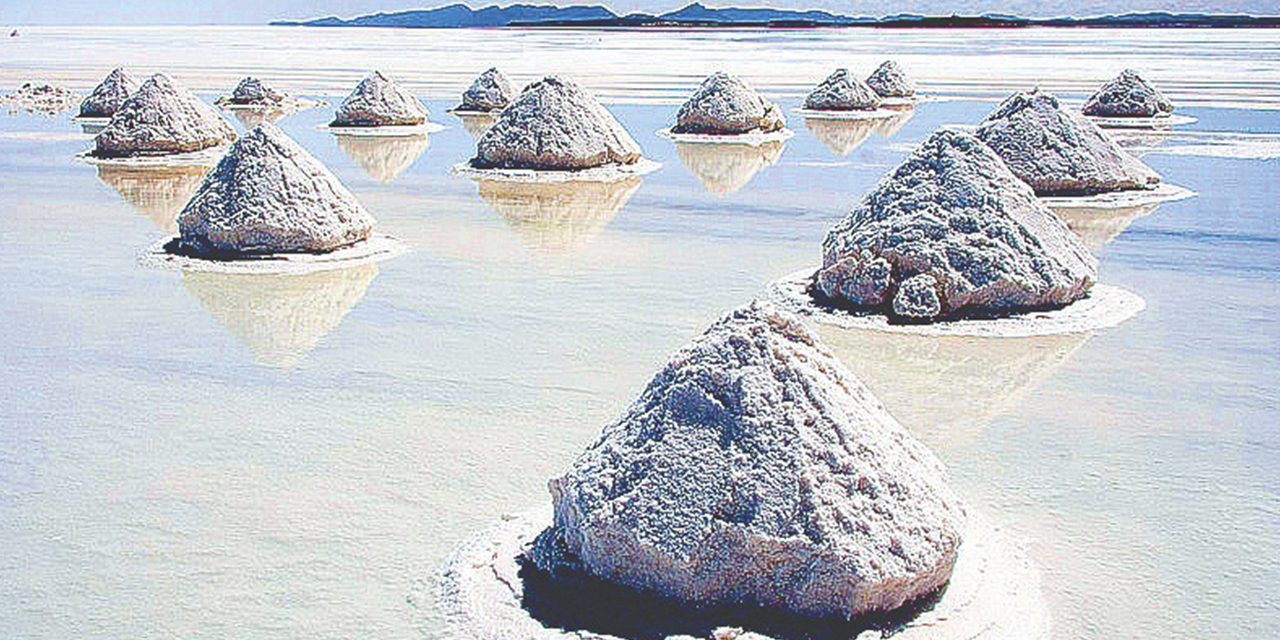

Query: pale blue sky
(7, 0), (1277, 25)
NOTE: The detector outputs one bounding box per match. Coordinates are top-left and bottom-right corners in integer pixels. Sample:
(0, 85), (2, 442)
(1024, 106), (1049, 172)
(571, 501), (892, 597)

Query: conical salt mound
(976, 89), (1160, 195)
(93, 73), (235, 157)
(533, 300), (966, 619)
(175, 123), (375, 256)
(228, 77), (290, 106)
(866, 60), (916, 98)
(472, 75), (641, 170)
(804, 68), (881, 111)
(672, 71), (785, 135)
(1082, 69), (1174, 118)
(79, 67), (139, 118)
(457, 67), (515, 112)
(816, 128), (1097, 322)
(330, 71), (427, 127)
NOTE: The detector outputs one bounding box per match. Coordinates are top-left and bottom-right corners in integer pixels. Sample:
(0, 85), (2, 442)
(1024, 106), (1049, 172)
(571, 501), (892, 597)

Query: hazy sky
(7, 0), (1277, 25)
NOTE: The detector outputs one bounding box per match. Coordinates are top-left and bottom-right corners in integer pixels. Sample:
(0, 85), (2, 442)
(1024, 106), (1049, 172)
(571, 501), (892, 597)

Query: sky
(6, 0), (1278, 25)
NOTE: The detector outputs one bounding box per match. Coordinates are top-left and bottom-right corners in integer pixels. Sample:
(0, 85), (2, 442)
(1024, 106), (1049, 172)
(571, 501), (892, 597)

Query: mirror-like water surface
(0, 27), (1277, 640)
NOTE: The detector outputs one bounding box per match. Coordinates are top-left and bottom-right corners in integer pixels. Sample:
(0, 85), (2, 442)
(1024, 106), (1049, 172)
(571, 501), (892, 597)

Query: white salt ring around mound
(217, 98), (325, 111)
(452, 158), (661, 184)
(448, 109), (503, 117)
(71, 115), (112, 126)
(792, 107), (904, 121)
(323, 122), (446, 137)
(656, 127), (794, 146)
(434, 506), (1050, 640)
(876, 95), (921, 108)
(767, 269), (1145, 338)
(138, 233), (406, 275)
(1083, 113), (1198, 129)
(76, 145), (230, 168)
(1039, 182), (1196, 211)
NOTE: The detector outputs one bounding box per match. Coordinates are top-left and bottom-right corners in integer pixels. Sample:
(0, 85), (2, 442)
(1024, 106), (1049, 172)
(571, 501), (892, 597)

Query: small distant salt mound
(457, 67), (515, 113)
(2, 82), (80, 116)
(976, 89), (1160, 195)
(79, 67), (139, 118)
(804, 69), (881, 111)
(867, 60), (916, 98)
(175, 123), (374, 256)
(534, 300), (966, 619)
(225, 77), (290, 106)
(672, 71), (785, 135)
(1083, 69), (1174, 118)
(93, 73), (235, 157)
(472, 75), (642, 170)
(817, 128), (1097, 323)
(330, 71), (427, 127)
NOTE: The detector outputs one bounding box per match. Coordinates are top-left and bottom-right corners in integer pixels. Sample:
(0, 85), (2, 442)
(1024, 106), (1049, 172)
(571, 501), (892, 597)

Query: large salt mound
(976, 89), (1160, 195)
(672, 72), (785, 135)
(816, 128), (1096, 322)
(867, 60), (916, 98)
(330, 71), (428, 127)
(175, 123), (374, 255)
(1083, 69), (1174, 118)
(79, 67), (139, 118)
(534, 300), (967, 619)
(457, 67), (515, 113)
(472, 75), (642, 171)
(805, 69), (881, 111)
(93, 73), (234, 157)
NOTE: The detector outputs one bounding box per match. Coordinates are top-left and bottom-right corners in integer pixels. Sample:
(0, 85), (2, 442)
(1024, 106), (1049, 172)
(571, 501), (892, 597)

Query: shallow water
(1, 27), (1278, 640)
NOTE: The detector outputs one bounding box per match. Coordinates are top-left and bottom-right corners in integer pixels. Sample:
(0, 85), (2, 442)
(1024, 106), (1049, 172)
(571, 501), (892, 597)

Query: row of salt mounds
(454, 67), (516, 113)
(461, 75), (656, 179)
(1083, 69), (1174, 119)
(664, 72), (791, 144)
(78, 67), (139, 119)
(867, 60), (916, 98)
(976, 89), (1162, 196)
(330, 70), (428, 127)
(91, 73), (235, 159)
(813, 129), (1096, 323)
(530, 300), (967, 619)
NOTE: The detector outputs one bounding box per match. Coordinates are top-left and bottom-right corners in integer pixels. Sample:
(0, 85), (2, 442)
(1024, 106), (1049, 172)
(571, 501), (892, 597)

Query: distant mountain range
(271, 2), (1280, 28)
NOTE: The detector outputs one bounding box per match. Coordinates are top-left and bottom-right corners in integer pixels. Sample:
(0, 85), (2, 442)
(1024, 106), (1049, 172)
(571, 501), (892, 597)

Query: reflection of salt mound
(232, 106), (287, 130)
(181, 264), (378, 368)
(674, 139), (784, 192)
(96, 164), (208, 232)
(458, 113), (499, 140)
(475, 178), (640, 253)
(876, 109), (914, 136)
(816, 324), (1089, 446)
(1053, 203), (1160, 252)
(804, 117), (878, 155)
(334, 134), (429, 183)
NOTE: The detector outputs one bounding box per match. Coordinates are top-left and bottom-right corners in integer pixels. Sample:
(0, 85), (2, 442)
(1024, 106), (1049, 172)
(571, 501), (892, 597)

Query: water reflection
(817, 324), (1090, 447)
(475, 178), (642, 254)
(181, 264), (379, 368)
(334, 134), (430, 183)
(230, 106), (289, 130)
(96, 164), (208, 232)
(673, 141), (785, 194)
(456, 112), (499, 141)
(804, 110), (914, 156)
(1052, 203), (1161, 252)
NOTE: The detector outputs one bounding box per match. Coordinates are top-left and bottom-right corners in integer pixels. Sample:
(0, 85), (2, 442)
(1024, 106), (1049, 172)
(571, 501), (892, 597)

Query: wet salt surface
(0, 29), (1278, 640)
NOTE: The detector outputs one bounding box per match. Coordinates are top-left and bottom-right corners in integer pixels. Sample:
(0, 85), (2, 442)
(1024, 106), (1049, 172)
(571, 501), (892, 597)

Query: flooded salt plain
(1, 26), (1278, 640)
